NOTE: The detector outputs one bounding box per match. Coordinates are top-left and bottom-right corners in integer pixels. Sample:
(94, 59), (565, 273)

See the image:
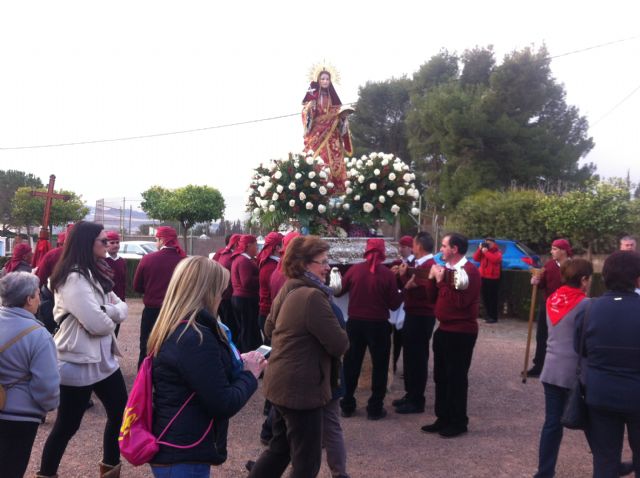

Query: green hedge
(125, 259), (142, 298)
(0, 256), (8, 269)
(499, 270), (606, 320)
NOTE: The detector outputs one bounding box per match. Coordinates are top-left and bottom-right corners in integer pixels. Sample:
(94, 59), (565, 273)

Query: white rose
(299, 192), (306, 201)
(293, 162), (300, 168)
(289, 199), (296, 207)
(403, 173), (412, 183)
(319, 186), (327, 195)
(349, 168), (358, 177)
(403, 164), (409, 171)
(384, 154), (394, 161)
(307, 149), (314, 156)
(363, 202), (374, 213)
(393, 163), (403, 172)
(389, 172), (396, 181)
(342, 203), (350, 210)
(295, 173), (302, 179)
(288, 182), (296, 191)
(369, 183), (377, 191)
(327, 182), (335, 189)
(276, 185), (283, 193)
(269, 204), (276, 212)
(360, 155), (367, 161)
(310, 181), (317, 188)
(374, 169), (380, 176)
(397, 187), (406, 196)
(253, 207), (260, 215)
(356, 160), (363, 167)
(308, 171), (316, 179)
(411, 207), (420, 215)
(346, 187), (353, 195)
(387, 190), (395, 197)
(381, 158), (389, 166)
(258, 186), (266, 197)
(413, 189), (420, 199)
(318, 204), (326, 213)
(318, 171), (327, 179)
(354, 195), (360, 201)
(305, 157), (315, 165)
(370, 152), (378, 159)
(316, 158), (324, 165)
(391, 204), (401, 214)
(366, 160), (374, 167)
(274, 171), (282, 180)
(379, 195), (386, 203)
(410, 173), (416, 181)
(272, 193), (279, 201)
(254, 197), (262, 206)
(358, 175), (365, 184)
(306, 202), (313, 210)
(344, 180), (351, 187)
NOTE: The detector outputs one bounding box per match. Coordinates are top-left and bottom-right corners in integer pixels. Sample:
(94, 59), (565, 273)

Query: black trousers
(232, 296), (261, 353)
(392, 326), (403, 373)
(249, 405), (323, 478)
(481, 278), (500, 321)
(138, 306), (161, 368)
(0, 419), (39, 478)
(433, 329), (477, 429)
(402, 314), (436, 407)
(341, 320), (391, 414)
(219, 298), (239, 343)
(532, 299), (548, 371)
(39, 369), (128, 476)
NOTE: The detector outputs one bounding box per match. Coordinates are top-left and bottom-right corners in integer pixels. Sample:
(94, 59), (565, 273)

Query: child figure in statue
(302, 68), (353, 193)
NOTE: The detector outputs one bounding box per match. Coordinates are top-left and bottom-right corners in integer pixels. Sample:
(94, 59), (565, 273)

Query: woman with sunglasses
(37, 221), (128, 478)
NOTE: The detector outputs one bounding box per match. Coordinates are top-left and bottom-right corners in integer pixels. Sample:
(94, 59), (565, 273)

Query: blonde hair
(147, 256), (230, 357)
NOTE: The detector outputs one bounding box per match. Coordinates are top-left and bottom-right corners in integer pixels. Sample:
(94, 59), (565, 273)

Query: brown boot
(99, 462), (121, 478)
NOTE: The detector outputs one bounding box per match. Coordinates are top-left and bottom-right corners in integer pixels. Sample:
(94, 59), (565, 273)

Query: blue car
(433, 239), (541, 270)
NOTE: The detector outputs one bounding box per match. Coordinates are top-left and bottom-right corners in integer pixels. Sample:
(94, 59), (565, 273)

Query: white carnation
(397, 187), (406, 196)
(288, 182), (296, 191)
(318, 204), (326, 213)
(306, 202), (314, 210)
(299, 192), (306, 201)
(363, 202), (374, 213)
(274, 171), (282, 180)
(389, 172), (396, 181)
(308, 171), (316, 179)
(378, 195), (386, 203)
(310, 181), (317, 188)
(374, 168), (380, 176)
(319, 186), (327, 195)
(369, 183), (377, 191)
(387, 190), (395, 197)
(289, 199), (296, 207)
(306, 157), (315, 165)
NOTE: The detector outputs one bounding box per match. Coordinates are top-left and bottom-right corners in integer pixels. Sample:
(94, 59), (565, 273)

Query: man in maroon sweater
(257, 232), (283, 337)
(527, 238), (572, 377)
(422, 232), (480, 438)
(231, 234), (261, 353)
(133, 226), (185, 367)
(338, 239), (403, 420)
(472, 237), (503, 324)
(393, 232), (438, 414)
(214, 233), (241, 341)
(105, 231), (127, 336)
(35, 231), (67, 288)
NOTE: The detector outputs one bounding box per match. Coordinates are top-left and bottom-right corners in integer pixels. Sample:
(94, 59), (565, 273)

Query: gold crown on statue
(308, 61), (341, 85)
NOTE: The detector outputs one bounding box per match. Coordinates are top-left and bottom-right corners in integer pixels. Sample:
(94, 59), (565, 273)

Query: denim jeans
(535, 382), (570, 478)
(151, 463), (211, 478)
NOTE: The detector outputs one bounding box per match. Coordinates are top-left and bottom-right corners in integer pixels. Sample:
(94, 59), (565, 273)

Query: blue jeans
(535, 382), (570, 478)
(151, 463), (211, 478)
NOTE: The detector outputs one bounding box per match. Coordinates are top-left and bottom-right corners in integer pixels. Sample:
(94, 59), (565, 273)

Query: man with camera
(473, 238), (503, 324)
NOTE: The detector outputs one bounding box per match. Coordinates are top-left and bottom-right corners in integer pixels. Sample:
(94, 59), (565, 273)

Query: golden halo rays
(308, 61), (341, 85)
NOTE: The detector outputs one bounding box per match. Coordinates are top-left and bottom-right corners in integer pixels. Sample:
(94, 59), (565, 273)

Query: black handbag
(560, 300), (592, 430)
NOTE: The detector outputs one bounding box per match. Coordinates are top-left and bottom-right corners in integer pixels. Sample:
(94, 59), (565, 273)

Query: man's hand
(398, 263), (408, 277)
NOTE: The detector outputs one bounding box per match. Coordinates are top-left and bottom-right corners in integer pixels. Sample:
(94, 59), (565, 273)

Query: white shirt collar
(241, 252), (253, 259)
(415, 253), (433, 266)
(108, 253), (122, 261)
(447, 256), (468, 271)
(405, 254), (415, 264)
(270, 255), (281, 262)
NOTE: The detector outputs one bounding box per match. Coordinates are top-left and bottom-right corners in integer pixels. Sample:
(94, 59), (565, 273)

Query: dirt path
(26, 300), (616, 477)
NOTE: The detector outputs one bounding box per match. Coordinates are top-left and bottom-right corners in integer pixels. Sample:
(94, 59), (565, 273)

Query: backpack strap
(0, 325), (40, 353)
(156, 392), (214, 449)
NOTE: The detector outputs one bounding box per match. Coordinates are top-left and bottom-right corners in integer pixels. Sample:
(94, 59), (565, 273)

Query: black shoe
(619, 461), (634, 476)
(260, 436), (270, 446)
(341, 408), (355, 418)
(245, 460), (255, 472)
(484, 318), (498, 324)
(527, 367), (542, 378)
(367, 408), (387, 421)
(438, 425), (467, 438)
(392, 395), (409, 407)
(395, 402), (424, 414)
(421, 420), (446, 433)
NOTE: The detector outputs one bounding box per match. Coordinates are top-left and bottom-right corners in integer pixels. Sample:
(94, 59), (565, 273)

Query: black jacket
(151, 309), (257, 465)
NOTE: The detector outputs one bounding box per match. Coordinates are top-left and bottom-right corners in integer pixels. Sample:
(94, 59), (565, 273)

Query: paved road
(26, 300), (617, 477)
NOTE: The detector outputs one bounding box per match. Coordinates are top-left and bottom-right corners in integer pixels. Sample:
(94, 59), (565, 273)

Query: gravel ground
(26, 299), (624, 477)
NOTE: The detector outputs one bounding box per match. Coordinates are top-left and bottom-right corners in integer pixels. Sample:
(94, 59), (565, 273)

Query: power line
(1, 34), (639, 151)
(591, 80), (640, 127)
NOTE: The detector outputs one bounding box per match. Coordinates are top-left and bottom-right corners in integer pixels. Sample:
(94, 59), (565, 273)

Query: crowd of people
(1, 222), (639, 477)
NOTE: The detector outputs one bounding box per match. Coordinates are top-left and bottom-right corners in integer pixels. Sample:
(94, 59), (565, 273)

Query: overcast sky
(1, 1), (639, 221)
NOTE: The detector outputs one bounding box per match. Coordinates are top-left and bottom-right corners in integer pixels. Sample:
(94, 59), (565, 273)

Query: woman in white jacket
(37, 221), (128, 478)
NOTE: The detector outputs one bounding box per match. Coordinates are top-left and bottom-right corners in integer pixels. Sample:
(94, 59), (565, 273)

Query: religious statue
(302, 64), (353, 192)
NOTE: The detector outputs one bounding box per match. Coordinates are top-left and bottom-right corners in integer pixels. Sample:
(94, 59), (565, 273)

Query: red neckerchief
(546, 285), (586, 326)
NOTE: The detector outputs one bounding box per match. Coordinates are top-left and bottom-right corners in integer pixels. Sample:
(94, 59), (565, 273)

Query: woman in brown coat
(249, 236), (349, 478)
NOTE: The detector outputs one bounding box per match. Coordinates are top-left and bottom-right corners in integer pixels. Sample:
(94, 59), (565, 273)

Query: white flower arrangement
(319, 186), (327, 195)
(369, 183), (377, 191)
(308, 171), (316, 179)
(276, 185), (284, 194)
(274, 171), (282, 180)
(318, 204), (327, 213)
(269, 204), (276, 212)
(363, 202), (374, 213)
(289, 199), (296, 207)
(306, 202), (314, 210)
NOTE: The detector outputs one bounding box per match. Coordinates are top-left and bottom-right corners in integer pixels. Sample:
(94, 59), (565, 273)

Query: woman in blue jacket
(146, 256), (266, 478)
(575, 251), (640, 477)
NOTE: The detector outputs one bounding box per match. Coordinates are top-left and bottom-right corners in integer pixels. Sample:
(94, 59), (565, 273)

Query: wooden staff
(522, 268), (541, 383)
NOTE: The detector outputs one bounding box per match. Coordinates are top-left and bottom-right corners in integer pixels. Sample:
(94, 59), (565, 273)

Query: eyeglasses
(311, 259), (330, 266)
(108, 241), (120, 245)
(97, 238), (108, 246)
